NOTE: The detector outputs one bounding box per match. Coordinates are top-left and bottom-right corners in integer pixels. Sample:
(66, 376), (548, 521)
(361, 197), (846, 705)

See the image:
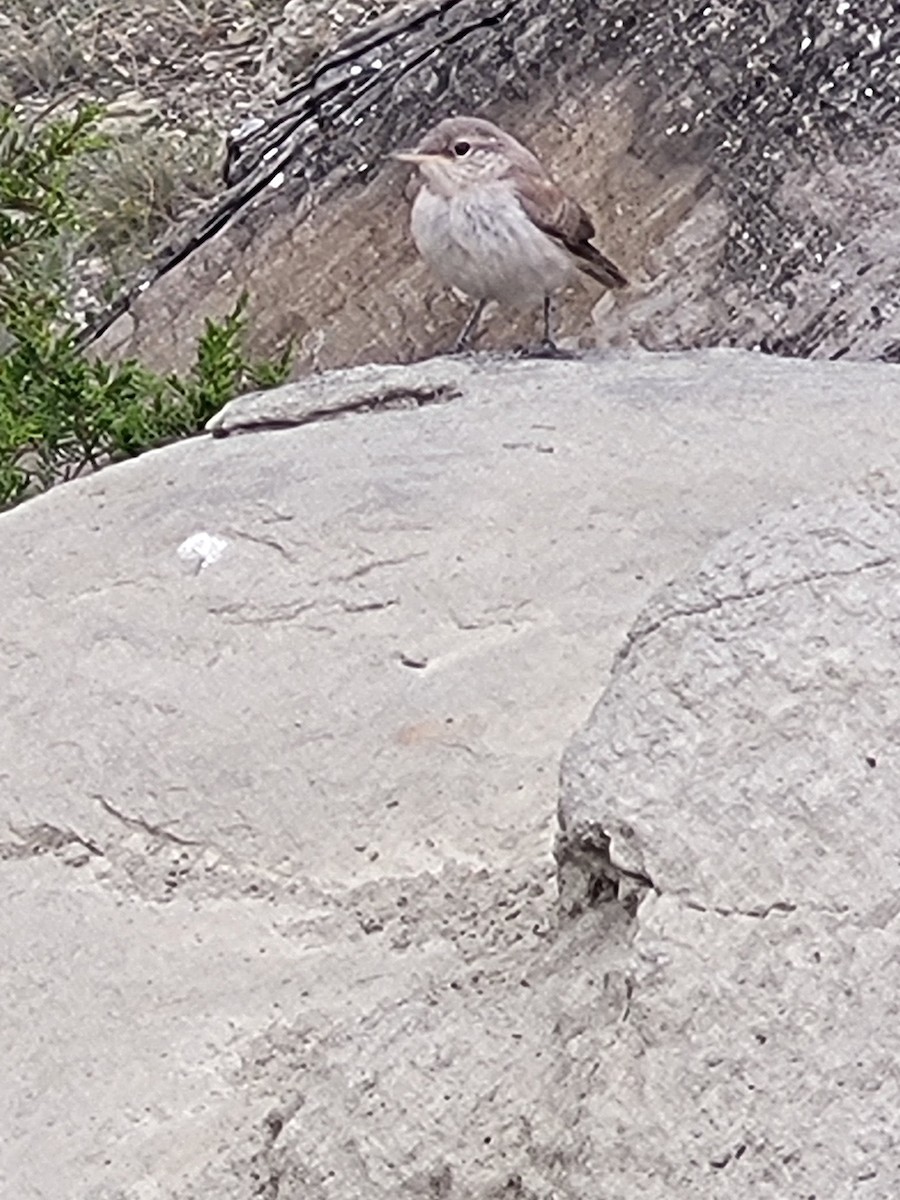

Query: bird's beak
(391, 150), (441, 164)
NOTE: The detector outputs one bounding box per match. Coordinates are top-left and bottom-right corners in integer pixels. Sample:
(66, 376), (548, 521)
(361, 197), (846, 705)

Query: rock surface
(559, 489), (900, 918)
(557, 486), (900, 1197)
(3, 348), (900, 1198)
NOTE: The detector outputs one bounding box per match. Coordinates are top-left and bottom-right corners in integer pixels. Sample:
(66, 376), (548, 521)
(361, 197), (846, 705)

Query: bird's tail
(571, 243), (628, 289)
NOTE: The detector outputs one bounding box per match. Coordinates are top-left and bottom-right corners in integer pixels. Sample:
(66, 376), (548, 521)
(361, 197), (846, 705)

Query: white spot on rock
(177, 532), (228, 574)
(229, 114), (265, 141)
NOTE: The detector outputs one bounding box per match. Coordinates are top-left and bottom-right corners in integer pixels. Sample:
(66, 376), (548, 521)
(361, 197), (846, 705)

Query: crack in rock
(620, 554), (894, 664)
(209, 383), (462, 437)
(683, 898), (799, 920)
(335, 597), (398, 613)
(556, 830), (654, 919)
(0, 823), (103, 864)
(331, 552), (428, 582)
(227, 529), (298, 561)
(208, 600), (317, 626)
(96, 795), (202, 847)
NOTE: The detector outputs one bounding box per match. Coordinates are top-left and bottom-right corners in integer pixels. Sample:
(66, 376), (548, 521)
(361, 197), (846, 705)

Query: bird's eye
(453, 141), (471, 157)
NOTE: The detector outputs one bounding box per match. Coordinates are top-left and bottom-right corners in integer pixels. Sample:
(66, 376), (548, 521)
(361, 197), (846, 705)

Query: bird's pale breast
(410, 182), (574, 305)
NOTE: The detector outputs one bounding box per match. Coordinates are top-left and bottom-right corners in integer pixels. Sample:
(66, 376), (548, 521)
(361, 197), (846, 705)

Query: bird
(392, 115), (627, 355)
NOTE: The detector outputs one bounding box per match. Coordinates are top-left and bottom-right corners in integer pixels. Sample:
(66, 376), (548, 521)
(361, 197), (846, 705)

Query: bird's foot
(512, 340), (577, 360)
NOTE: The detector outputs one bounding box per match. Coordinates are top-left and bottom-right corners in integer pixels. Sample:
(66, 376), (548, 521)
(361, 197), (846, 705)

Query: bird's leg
(453, 298), (487, 353)
(515, 296), (575, 359)
(541, 294), (555, 350)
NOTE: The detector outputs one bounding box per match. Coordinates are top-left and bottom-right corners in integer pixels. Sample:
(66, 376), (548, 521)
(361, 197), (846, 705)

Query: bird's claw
(512, 341), (577, 360)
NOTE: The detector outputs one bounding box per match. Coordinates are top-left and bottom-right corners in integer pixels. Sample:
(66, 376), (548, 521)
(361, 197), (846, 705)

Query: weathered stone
(559, 488), (900, 917)
(556, 487), (900, 1197)
(3, 349), (900, 1198)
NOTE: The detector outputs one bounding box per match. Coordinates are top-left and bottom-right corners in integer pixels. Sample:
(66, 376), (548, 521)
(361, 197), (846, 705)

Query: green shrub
(0, 102), (290, 509)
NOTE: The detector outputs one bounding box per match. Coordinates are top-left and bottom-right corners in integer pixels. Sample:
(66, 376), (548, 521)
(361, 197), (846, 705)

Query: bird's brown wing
(514, 171), (628, 290)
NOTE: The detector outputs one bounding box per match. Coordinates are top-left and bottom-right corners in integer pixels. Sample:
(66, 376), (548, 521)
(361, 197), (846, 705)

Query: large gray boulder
(3, 348), (900, 1198)
(559, 488), (900, 918)
(557, 487), (900, 1197)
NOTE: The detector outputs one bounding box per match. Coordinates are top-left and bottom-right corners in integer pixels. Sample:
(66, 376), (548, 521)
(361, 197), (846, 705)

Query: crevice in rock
(331, 552), (429, 582)
(227, 529), (298, 561)
(619, 552), (894, 665)
(683, 897), (799, 920)
(558, 842), (860, 925)
(555, 829), (654, 919)
(243, 1097), (310, 1200)
(208, 599), (317, 625)
(210, 383), (462, 437)
(335, 597), (399, 613)
(557, 838), (850, 925)
(0, 823), (103, 865)
(95, 794), (202, 847)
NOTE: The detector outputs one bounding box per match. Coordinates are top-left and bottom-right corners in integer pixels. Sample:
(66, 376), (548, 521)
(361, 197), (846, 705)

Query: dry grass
(0, 0), (283, 299)
(73, 126), (221, 300)
(0, 1), (279, 110)
(0, 0), (398, 306)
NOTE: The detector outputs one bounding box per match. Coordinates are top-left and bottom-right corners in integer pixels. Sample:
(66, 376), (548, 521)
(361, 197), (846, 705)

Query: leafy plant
(0, 102), (291, 509)
(0, 102), (102, 308)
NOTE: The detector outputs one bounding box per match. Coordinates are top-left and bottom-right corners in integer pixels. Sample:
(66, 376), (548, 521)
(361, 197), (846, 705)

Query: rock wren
(393, 115), (627, 354)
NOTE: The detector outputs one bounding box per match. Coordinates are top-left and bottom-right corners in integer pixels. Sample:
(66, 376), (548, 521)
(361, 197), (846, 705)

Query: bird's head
(392, 116), (533, 195)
